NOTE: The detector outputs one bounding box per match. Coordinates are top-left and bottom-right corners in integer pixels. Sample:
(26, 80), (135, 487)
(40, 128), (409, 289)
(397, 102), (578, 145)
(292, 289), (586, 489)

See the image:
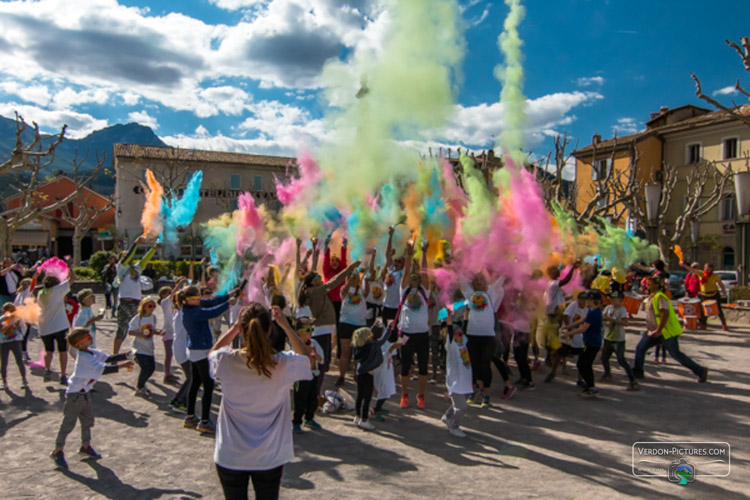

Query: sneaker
(502, 386), (516, 400)
(183, 415), (200, 428)
(722, 325), (729, 332)
(467, 391), (479, 404)
(21, 379), (29, 390)
(170, 401), (187, 413)
(50, 450), (68, 469)
(304, 419), (322, 430)
(79, 446), (102, 459)
(579, 389), (597, 399)
(627, 381), (640, 391)
(480, 395), (491, 409)
(358, 419), (375, 430)
(399, 393), (409, 408)
(699, 368), (709, 383)
(416, 393), (426, 409)
(428, 376), (437, 385)
(449, 428), (467, 438)
(59, 376), (68, 386)
(373, 413), (385, 422)
(544, 373), (555, 383)
(292, 424), (304, 434)
(197, 420), (216, 434)
(134, 388), (149, 398)
(353, 416), (362, 426)
(441, 414), (452, 430)
(23, 352), (30, 363)
(522, 381), (536, 391)
(601, 373), (612, 382)
(335, 376), (345, 388)
(379, 407), (390, 414)
(43, 370), (52, 382)
(577, 380), (588, 389)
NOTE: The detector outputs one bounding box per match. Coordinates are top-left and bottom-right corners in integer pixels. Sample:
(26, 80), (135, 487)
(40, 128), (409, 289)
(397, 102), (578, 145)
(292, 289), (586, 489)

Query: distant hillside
(0, 115), (166, 196)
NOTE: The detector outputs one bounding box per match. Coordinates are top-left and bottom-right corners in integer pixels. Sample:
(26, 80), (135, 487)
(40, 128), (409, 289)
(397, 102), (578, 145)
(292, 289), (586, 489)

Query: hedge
(74, 267), (99, 281)
(78, 256), (202, 282)
(729, 286), (750, 302)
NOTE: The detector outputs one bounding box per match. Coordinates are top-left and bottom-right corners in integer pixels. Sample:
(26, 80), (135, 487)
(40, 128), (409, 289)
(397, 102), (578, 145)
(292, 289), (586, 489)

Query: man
(0, 259), (23, 306)
(632, 274), (708, 382)
(681, 262), (728, 331)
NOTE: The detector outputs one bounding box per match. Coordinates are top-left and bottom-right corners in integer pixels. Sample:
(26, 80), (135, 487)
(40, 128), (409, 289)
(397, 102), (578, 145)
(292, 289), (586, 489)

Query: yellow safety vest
(651, 291), (682, 340)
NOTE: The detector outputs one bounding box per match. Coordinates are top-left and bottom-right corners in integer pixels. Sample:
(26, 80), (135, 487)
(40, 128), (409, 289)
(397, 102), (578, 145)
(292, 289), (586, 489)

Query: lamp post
(644, 182), (661, 246)
(734, 171), (750, 286)
(690, 219), (700, 264)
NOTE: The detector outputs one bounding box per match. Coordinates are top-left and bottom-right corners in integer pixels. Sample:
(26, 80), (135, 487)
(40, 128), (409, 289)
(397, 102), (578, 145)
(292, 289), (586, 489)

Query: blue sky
(0, 0), (748, 169)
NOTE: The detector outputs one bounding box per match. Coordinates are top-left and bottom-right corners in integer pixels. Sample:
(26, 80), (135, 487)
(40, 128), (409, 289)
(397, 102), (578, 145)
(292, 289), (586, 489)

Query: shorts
(536, 316), (562, 352)
(400, 332), (429, 376)
(41, 329), (68, 352)
(337, 323), (359, 340)
(382, 307), (398, 323)
(558, 343), (583, 358)
(117, 299), (139, 340)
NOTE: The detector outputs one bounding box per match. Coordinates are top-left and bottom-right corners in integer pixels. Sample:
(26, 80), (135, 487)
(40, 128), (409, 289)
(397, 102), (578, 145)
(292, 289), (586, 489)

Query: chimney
(592, 133), (602, 145)
(660, 106), (669, 113)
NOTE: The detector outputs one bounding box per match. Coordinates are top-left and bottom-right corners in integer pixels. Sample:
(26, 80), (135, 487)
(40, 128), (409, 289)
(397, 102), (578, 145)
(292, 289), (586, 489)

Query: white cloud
(576, 76), (605, 87)
(121, 91), (141, 106)
(52, 87), (110, 109)
(612, 117), (639, 135)
(127, 110), (159, 129)
(467, 5), (490, 28)
(713, 85), (739, 96)
(210, 0), (266, 9)
(0, 80), (51, 105)
(0, 101), (108, 138)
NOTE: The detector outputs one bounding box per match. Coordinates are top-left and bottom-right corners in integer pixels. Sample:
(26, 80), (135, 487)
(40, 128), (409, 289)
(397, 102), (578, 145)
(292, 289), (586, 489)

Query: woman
(37, 271), (74, 384)
(209, 303), (312, 500)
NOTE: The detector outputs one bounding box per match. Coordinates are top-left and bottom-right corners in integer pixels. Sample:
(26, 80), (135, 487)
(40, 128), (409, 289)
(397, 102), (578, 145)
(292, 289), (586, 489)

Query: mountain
(0, 115), (167, 195)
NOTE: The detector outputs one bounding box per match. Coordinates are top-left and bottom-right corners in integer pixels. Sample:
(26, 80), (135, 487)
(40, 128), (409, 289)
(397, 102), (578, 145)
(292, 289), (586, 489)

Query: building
(574, 104), (750, 270)
(113, 144), (296, 257)
(2, 175), (115, 259)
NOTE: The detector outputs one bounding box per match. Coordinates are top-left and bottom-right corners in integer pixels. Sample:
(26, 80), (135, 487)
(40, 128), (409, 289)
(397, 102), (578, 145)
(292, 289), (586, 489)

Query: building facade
(113, 144), (296, 257)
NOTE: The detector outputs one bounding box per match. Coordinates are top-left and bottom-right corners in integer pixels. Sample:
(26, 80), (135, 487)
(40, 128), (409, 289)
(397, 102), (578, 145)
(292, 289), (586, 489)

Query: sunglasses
(297, 327), (314, 333)
(145, 304), (156, 309)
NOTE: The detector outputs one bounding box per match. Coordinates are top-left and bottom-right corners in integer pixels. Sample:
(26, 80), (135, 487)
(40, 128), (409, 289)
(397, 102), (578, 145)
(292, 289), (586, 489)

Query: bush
(74, 266), (99, 281)
(89, 250), (116, 279)
(176, 260), (201, 277)
(729, 286), (750, 302)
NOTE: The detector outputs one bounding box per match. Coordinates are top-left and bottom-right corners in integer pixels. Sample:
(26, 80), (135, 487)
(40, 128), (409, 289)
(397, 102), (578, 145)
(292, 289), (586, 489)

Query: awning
(12, 230), (49, 246)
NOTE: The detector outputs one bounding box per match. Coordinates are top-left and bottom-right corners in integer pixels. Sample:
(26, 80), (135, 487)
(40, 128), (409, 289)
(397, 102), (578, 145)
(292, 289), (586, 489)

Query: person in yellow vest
(631, 273), (708, 382)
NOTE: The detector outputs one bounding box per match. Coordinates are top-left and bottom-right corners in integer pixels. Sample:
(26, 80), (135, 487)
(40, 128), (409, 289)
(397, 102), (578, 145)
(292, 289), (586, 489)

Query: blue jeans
(632, 334), (705, 379)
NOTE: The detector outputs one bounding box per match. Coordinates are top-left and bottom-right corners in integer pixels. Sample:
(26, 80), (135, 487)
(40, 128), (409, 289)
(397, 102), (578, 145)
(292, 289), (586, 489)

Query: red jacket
(323, 246), (348, 303)
(685, 273), (700, 297)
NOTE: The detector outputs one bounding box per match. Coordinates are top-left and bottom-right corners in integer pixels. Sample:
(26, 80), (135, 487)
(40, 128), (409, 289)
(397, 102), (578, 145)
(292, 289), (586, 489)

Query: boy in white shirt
(441, 310), (471, 438)
(602, 292), (638, 390)
(73, 289), (103, 349)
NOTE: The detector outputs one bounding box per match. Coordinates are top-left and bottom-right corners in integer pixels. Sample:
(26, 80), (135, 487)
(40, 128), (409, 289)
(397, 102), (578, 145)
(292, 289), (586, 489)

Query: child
(64, 291), (80, 327)
(158, 286), (177, 383)
(1, 303), (28, 390)
(13, 278), (34, 362)
(292, 316), (324, 433)
(170, 281), (190, 412)
(549, 291), (587, 385)
(441, 309), (471, 437)
(372, 321), (400, 421)
(352, 326), (389, 430)
(653, 339), (667, 364)
(602, 292), (638, 390)
(128, 297), (162, 397)
(561, 290), (603, 398)
(49, 327), (133, 469)
(73, 289), (103, 349)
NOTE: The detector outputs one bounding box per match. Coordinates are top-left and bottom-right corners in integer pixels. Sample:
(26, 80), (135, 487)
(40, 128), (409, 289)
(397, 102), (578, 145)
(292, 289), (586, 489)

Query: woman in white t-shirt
(127, 297), (162, 397)
(37, 273), (73, 384)
(209, 302), (312, 500)
(336, 271), (370, 387)
(364, 249), (385, 327)
(158, 287), (176, 384)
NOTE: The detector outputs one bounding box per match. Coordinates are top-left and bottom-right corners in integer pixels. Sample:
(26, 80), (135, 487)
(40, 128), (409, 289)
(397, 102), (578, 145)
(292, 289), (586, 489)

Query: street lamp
(734, 170), (750, 285)
(644, 182), (661, 245)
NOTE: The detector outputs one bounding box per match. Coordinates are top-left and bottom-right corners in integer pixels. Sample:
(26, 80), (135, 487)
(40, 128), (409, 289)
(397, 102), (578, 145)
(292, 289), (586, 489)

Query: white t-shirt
(373, 340), (396, 399)
(14, 288), (32, 306)
(365, 278), (385, 307)
(544, 279), (564, 315)
(66, 349), (109, 394)
(562, 302), (586, 349)
(117, 263), (142, 300)
(172, 309), (189, 365)
(339, 287), (367, 326)
(73, 306), (97, 348)
(160, 298), (174, 341)
(461, 278), (505, 337)
(209, 347), (312, 471)
(37, 280), (70, 336)
(128, 314), (157, 356)
(383, 268), (404, 309)
(398, 286), (430, 334)
(446, 332), (473, 395)
(604, 305), (628, 342)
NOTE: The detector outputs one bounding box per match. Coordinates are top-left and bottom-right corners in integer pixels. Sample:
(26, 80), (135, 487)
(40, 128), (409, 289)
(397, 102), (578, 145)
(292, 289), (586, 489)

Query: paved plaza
(1, 296), (748, 500)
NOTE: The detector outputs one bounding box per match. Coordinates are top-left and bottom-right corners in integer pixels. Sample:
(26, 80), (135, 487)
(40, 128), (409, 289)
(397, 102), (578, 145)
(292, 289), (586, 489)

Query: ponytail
(240, 303), (276, 378)
(175, 285), (199, 308)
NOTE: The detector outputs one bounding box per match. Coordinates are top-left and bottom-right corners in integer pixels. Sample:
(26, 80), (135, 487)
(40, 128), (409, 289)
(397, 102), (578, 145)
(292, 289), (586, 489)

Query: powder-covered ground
(2, 295), (747, 500)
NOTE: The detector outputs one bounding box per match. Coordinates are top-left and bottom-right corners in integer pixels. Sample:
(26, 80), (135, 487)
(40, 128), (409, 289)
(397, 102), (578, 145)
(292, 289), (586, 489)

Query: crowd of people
(0, 230), (720, 500)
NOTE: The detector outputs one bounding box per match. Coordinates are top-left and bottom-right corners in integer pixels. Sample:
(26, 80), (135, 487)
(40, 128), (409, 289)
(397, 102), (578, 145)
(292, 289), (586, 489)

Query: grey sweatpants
(55, 392), (94, 450)
(443, 393), (468, 430)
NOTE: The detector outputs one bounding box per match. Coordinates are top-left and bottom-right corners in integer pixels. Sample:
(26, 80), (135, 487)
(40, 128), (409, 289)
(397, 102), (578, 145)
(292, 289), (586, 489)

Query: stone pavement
(1, 297), (748, 500)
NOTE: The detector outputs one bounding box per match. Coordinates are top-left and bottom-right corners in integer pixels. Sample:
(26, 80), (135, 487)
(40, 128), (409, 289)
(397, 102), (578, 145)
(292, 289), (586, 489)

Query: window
(596, 185), (608, 209)
(722, 247), (735, 269)
(720, 195), (736, 221)
(230, 198), (238, 210)
(592, 158), (611, 181)
(253, 175), (263, 191)
(686, 143), (701, 164)
(723, 137), (739, 159)
(230, 174), (241, 190)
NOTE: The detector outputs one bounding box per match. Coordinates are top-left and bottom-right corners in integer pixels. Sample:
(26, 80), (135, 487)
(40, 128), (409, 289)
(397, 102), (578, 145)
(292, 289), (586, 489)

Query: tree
(60, 152), (114, 266)
(691, 36), (750, 128)
(624, 160), (732, 261)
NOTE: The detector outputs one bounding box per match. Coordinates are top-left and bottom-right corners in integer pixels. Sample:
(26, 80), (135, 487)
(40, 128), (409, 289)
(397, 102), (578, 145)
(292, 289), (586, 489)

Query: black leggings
(136, 354), (155, 389)
(1, 341), (25, 380)
(577, 345), (600, 389)
(355, 373), (374, 421)
(188, 358), (214, 421)
(21, 325), (31, 353)
(216, 463), (283, 500)
(491, 355), (510, 382)
(467, 335), (494, 388)
(400, 332), (429, 376)
(512, 332), (532, 382)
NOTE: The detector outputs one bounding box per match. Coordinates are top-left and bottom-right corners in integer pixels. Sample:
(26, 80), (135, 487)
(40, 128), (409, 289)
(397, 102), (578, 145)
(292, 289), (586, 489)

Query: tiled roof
(113, 144), (297, 169)
(572, 130), (656, 156)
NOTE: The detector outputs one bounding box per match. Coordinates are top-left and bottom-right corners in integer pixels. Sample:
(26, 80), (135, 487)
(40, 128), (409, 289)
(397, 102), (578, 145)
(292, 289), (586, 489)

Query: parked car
(716, 270), (738, 301)
(667, 271), (687, 300)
